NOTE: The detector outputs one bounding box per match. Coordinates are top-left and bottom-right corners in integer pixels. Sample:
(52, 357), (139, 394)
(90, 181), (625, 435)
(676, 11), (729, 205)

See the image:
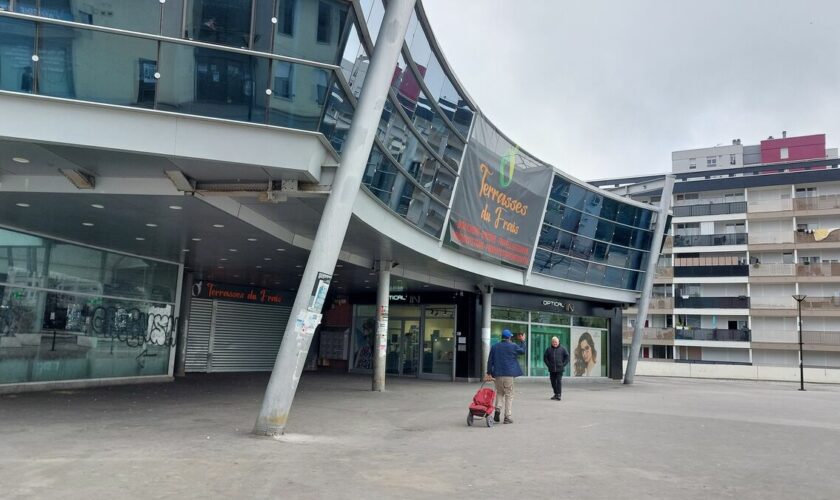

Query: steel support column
(253, 0), (416, 436)
(624, 175), (675, 384)
(480, 286), (493, 377)
(372, 261), (391, 391)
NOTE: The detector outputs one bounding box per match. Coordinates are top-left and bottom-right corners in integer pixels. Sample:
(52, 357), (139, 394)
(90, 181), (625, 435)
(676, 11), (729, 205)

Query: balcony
(748, 198), (793, 213)
(675, 328), (751, 342)
(674, 265), (749, 278)
(675, 296), (750, 308)
(801, 296), (840, 310)
(673, 233), (748, 247)
(749, 233), (794, 245)
(794, 229), (840, 244)
(655, 266), (674, 279)
(796, 263), (840, 278)
(749, 263), (796, 277)
(673, 201), (747, 218)
(794, 194), (840, 212)
(622, 327), (675, 343)
(802, 331), (840, 346)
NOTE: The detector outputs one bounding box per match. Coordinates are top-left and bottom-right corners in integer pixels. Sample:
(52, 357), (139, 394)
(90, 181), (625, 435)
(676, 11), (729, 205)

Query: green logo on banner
(499, 145), (519, 188)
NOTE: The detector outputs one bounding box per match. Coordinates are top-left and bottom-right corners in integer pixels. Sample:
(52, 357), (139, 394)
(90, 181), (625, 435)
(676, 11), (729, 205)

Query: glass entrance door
(386, 318), (419, 377)
(421, 306), (455, 379)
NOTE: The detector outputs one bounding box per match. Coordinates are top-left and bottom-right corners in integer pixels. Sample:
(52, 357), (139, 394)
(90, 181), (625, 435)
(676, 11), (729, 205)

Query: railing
(795, 230), (840, 244)
(674, 265), (750, 278)
(796, 263), (840, 277)
(802, 296), (840, 310)
(748, 233), (794, 244)
(794, 194), (840, 211)
(622, 328), (675, 342)
(749, 263), (796, 277)
(802, 331), (840, 346)
(649, 297), (675, 309)
(655, 266), (674, 279)
(673, 233), (748, 247)
(675, 296), (750, 308)
(675, 329), (751, 342)
(748, 198), (793, 213)
(673, 201), (747, 217)
(750, 297), (796, 309)
(750, 331), (797, 343)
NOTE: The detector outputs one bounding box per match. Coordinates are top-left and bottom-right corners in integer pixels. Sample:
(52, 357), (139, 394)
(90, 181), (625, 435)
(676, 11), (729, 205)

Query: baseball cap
(501, 329), (513, 338)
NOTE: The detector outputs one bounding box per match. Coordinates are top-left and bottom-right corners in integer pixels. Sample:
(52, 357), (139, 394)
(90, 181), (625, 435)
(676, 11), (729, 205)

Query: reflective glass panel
(273, 0), (350, 65)
(157, 42), (269, 123)
(339, 22), (368, 98)
(252, 0), (275, 52)
(162, 0), (187, 38)
(38, 25), (159, 108)
(364, 0), (384, 46)
(186, 0), (252, 49)
(319, 79), (355, 153)
(0, 1), (9, 10)
(268, 61), (330, 130)
(0, 17), (35, 94)
(40, 0), (162, 34)
(13, 0), (37, 14)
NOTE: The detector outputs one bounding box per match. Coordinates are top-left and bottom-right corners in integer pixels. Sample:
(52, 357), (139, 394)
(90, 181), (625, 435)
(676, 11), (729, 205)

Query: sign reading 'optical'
(447, 116), (553, 268)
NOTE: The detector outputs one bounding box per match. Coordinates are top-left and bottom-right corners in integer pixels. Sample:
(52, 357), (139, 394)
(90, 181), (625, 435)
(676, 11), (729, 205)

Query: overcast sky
(421, 0), (840, 180)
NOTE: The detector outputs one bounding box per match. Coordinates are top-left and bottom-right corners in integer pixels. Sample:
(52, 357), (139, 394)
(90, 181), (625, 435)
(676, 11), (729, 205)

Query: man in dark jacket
(543, 336), (569, 401)
(485, 329), (526, 424)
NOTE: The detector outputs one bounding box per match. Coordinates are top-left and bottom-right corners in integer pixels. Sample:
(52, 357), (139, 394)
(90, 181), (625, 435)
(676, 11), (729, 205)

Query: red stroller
(466, 381), (496, 427)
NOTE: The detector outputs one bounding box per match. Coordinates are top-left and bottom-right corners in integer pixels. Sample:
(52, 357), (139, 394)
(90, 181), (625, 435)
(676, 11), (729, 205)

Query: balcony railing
(673, 233), (748, 247)
(674, 265), (750, 278)
(751, 331), (797, 343)
(748, 233), (794, 244)
(675, 328), (751, 342)
(796, 263), (840, 277)
(794, 194), (840, 211)
(795, 230), (840, 244)
(802, 331), (840, 346)
(673, 201), (747, 217)
(655, 266), (674, 279)
(622, 327), (675, 342)
(749, 263), (796, 277)
(675, 296), (750, 308)
(801, 296), (840, 310)
(748, 198), (793, 213)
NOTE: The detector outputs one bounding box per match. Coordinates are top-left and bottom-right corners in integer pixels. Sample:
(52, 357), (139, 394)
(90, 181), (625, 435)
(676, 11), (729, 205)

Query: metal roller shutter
(209, 301), (291, 372)
(185, 299), (213, 372)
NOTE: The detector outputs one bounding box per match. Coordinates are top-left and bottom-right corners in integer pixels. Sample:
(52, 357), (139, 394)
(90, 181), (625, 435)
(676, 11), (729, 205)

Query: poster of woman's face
(572, 328), (603, 377)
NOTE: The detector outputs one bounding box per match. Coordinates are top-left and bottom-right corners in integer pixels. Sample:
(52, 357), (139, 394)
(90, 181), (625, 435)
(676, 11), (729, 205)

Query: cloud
(422, 0), (840, 179)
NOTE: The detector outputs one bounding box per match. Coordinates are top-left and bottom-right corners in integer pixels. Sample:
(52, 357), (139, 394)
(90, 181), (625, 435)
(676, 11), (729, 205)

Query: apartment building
(593, 133), (840, 372)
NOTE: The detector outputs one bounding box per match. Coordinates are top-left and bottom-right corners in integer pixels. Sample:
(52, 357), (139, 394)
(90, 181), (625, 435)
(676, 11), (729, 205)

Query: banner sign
(447, 115), (553, 268)
(191, 280), (292, 306)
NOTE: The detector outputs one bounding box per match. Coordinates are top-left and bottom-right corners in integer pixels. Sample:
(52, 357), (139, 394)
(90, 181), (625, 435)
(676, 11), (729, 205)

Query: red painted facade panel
(760, 134), (825, 163)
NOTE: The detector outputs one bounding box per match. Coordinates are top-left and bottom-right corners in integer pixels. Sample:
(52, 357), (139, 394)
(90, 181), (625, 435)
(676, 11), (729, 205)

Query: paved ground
(1, 373), (839, 500)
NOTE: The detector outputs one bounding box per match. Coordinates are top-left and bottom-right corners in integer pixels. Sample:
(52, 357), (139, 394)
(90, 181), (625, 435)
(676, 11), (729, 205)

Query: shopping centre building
(0, 0), (664, 402)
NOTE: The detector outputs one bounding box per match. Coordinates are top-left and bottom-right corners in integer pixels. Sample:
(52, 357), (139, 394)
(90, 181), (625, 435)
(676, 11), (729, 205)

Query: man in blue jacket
(485, 329), (526, 424)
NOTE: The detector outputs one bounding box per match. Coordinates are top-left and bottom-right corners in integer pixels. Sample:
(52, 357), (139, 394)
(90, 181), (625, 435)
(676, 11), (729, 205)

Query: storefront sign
(542, 299), (575, 312)
(448, 115), (553, 268)
(389, 294), (420, 303)
(191, 280), (291, 306)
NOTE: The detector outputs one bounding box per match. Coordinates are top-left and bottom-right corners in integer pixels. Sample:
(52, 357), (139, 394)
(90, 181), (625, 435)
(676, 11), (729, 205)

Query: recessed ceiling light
(365, 286), (371, 289)
(169, 205), (182, 210)
(250, 282), (256, 285)
(233, 274), (240, 278)
(192, 237), (201, 242)
(135, 237), (145, 241)
(364, 280), (369, 283)
(213, 224), (224, 228)
(91, 204), (104, 209)
(15, 202), (30, 208)
(247, 238), (258, 242)
(229, 249), (238, 252)
(276, 248), (286, 252)
(297, 274), (302, 277)
(336, 264), (343, 268)
(274, 281), (280, 285)
(423, 284), (430, 288)
(264, 258), (272, 261)
(256, 265), (262, 269)
(12, 157), (29, 164)
(217, 266), (224, 269)
(82, 222), (94, 227)
(182, 249), (190, 252)
(146, 223), (158, 228)
(295, 265), (302, 268)
(220, 258), (228, 262)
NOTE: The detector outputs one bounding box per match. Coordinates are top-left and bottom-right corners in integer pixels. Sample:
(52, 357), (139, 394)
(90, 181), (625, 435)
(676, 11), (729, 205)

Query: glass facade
(533, 177), (656, 290)
(490, 306), (609, 378)
(0, 227), (180, 385)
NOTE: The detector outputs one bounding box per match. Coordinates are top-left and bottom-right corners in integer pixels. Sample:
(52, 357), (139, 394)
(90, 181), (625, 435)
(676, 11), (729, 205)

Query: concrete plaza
(1, 373), (839, 499)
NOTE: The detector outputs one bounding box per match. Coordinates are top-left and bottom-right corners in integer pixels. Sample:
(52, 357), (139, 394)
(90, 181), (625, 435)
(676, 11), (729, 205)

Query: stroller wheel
(467, 413), (474, 426)
(485, 415), (493, 428)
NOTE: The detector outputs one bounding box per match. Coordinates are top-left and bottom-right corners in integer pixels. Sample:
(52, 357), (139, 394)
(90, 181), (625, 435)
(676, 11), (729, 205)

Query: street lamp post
(792, 294), (806, 391)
